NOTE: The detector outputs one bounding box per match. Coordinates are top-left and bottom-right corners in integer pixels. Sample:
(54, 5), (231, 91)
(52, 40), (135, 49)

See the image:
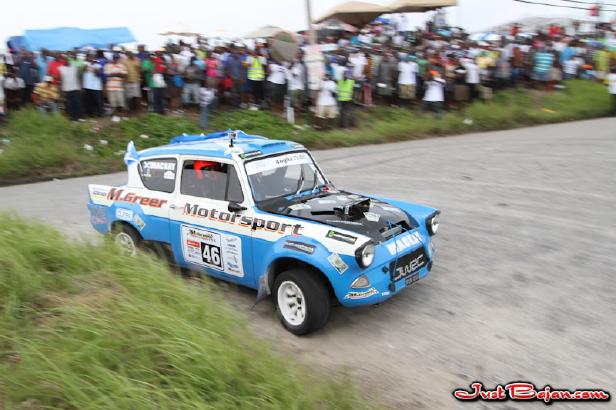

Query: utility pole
(305, 0), (316, 45)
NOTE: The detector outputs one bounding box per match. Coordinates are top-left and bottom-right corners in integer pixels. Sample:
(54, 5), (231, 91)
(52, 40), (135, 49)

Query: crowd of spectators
(1, 11), (615, 127)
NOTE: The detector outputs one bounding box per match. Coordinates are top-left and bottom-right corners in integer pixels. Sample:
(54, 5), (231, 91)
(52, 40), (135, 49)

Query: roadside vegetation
(0, 80), (611, 185)
(0, 214), (368, 409)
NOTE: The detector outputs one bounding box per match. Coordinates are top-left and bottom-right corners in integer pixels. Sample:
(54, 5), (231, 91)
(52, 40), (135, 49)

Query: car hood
(258, 191), (418, 243)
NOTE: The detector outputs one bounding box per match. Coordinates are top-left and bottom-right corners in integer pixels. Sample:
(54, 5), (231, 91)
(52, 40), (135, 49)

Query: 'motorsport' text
(184, 203), (303, 235)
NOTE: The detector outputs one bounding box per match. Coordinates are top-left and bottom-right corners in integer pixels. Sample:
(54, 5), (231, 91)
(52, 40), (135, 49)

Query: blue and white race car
(88, 130), (440, 335)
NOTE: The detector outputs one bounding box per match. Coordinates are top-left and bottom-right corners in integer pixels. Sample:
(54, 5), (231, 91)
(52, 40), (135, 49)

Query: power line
(513, 0), (616, 12)
(558, 0), (616, 7)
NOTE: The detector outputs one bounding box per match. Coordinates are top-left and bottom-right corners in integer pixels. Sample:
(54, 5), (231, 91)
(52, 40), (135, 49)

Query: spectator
(58, 57), (82, 121)
(245, 49), (266, 109)
(563, 54), (580, 80)
(83, 54), (104, 117)
(104, 54), (128, 115)
(464, 57), (480, 101)
(16, 50), (39, 105)
(33, 75), (59, 114)
(608, 66), (616, 115)
(141, 53), (155, 111)
(167, 58), (183, 110)
(199, 81), (215, 129)
(398, 55), (418, 105)
(267, 59), (287, 113)
(205, 52), (220, 90)
(0, 72), (5, 120)
(376, 53), (397, 105)
(533, 47), (554, 89)
(315, 74), (338, 129)
(151, 56), (167, 115)
(337, 70), (355, 128)
(288, 55), (306, 111)
(124, 51), (142, 113)
(423, 70), (445, 118)
(183, 57), (202, 107)
(4, 72), (25, 111)
(226, 48), (244, 107)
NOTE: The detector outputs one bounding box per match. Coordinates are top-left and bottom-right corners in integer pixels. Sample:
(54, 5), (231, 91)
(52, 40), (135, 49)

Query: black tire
(273, 268), (331, 335)
(112, 223), (142, 256)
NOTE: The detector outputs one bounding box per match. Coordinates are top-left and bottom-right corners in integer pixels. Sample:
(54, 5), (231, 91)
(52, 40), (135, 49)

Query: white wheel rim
(115, 232), (137, 256)
(277, 281), (306, 327)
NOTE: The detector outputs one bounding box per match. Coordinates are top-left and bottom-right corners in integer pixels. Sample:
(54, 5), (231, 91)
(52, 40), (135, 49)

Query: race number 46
(201, 243), (222, 268)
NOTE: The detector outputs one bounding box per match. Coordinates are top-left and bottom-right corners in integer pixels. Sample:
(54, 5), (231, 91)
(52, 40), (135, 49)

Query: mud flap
(251, 272), (270, 310)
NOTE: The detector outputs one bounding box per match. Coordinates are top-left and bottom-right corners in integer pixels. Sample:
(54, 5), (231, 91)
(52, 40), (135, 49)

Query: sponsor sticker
(133, 214), (146, 231)
(181, 225), (244, 277)
(380, 206), (400, 213)
(90, 205), (107, 225)
(163, 170), (175, 180)
(245, 152), (312, 175)
(289, 203), (311, 211)
(326, 220), (363, 226)
(116, 208), (134, 222)
(328, 253), (349, 274)
(283, 241), (316, 255)
(90, 188), (109, 200)
(345, 288), (378, 300)
(326, 230), (357, 245)
(364, 212), (380, 222)
(142, 160), (176, 171)
(317, 199), (336, 205)
(385, 231), (423, 255)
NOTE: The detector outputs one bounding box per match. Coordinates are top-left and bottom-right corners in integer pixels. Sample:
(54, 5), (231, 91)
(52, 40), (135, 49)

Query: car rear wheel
(273, 268), (331, 335)
(113, 224), (141, 256)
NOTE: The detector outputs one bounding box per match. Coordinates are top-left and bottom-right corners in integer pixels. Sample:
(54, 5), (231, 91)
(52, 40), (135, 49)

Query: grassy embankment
(0, 80), (611, 185)
(0, 214), (368, 409)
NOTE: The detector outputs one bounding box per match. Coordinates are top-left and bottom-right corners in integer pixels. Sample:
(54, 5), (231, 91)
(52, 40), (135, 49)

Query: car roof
(137, 130), (303, 160)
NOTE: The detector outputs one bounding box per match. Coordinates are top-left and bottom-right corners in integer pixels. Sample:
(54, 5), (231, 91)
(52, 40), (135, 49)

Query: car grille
(389, 246), (428, 282)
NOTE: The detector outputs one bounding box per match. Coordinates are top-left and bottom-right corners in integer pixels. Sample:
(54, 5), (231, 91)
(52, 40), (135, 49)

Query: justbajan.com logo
(453, 382), (610, 405)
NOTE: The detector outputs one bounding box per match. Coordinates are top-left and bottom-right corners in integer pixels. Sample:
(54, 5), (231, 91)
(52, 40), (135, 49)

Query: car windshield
(245, 152), (327, 203)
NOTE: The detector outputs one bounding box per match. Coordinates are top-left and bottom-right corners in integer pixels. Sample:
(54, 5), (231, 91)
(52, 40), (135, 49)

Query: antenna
(228, 130), (237, 148)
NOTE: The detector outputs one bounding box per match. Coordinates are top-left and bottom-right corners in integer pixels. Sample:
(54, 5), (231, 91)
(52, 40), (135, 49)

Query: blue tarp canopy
(7, 36), (27, 52)
(22, 27), (135, 51)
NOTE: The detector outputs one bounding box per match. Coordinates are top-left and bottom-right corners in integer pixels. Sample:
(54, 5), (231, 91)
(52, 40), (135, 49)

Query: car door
(167, 156), (255, 287)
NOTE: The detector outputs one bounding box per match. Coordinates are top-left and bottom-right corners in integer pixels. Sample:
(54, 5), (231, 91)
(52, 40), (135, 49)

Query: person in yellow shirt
(33, 75), (59, 114)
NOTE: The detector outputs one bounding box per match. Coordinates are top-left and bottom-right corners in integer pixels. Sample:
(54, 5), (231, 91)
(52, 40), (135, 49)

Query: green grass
(0, 80), (611, 185)
(0, 214), (369, 409)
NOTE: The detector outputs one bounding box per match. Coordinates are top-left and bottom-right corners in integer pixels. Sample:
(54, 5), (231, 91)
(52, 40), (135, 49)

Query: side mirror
(228, 202), (247, 213)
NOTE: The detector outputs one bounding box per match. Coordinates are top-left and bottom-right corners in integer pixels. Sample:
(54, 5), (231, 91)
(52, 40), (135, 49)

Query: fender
(253, 235), (352, 303)
(369, 195), (439, 232)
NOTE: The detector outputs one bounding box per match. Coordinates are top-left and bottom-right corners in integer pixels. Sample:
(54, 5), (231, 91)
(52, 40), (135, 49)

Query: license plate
(390, 246), (427, 282)
(405, 272), (420, 286)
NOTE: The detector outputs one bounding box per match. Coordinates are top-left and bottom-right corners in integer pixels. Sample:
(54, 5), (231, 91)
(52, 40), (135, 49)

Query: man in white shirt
(0, 74), (5, 118)
(463, 57), (480, 101)
(608, 67), (616, 116)
(562, 55), (580, 80)
(199, 83), (215, 129)
(4, 72), (25, 111)
(422, 70), (445, 118)
(59, 57), (82, 121)
(349, 52), (367, 81)
(288, 59), (305, 110)
(267, 60), (287, 113)
(398, 55), (418, 103)
(83, 54), (104, 117)
(316, 74), (338, 128)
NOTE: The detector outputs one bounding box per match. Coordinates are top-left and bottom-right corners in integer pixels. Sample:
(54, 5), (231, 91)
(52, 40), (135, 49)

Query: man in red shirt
(47, 53), (66, 85)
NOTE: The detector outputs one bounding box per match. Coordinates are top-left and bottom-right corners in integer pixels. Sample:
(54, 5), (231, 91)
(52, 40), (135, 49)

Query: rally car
(87, 130), (440, 335)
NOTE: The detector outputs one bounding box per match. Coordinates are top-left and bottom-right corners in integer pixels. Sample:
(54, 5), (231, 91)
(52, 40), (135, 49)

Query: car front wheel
(273, 268), (331, 335)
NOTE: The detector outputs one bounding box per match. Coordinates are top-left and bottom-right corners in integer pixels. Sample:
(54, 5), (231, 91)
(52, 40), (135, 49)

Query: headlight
(351, 274), (371, 289)
(355, 242), (375, 268)
(426, 213), (440, 236)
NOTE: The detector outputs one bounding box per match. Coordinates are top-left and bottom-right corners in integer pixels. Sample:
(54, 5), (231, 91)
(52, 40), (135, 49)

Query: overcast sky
(2, 0), (612, 49)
